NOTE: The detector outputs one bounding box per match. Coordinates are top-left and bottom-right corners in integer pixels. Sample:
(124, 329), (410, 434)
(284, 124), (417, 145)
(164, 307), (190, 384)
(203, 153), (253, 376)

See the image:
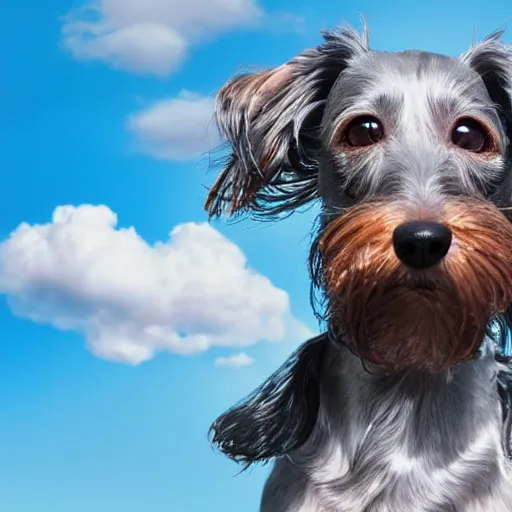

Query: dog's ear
(461, 32), (512, 204)
(209, 333), (328, 467)
(461, 32), (512, 143)
(205, 25), (369, 219)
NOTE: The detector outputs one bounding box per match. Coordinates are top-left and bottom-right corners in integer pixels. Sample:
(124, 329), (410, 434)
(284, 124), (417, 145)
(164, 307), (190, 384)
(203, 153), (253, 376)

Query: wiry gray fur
(260, 341), (512, 511)
(208, 23), (512, 511)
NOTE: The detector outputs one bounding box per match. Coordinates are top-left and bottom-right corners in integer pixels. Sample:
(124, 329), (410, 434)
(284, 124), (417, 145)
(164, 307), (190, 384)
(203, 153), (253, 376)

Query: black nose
(392, 221), (452, 269)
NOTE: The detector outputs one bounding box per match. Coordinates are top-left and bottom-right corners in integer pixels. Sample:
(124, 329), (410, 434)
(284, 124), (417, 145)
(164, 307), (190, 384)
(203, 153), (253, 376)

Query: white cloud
(214, 352), (254, 368)
(0, 205), (311, 365)
(126, 91), (220, 161)
(61, 0), (263, 76)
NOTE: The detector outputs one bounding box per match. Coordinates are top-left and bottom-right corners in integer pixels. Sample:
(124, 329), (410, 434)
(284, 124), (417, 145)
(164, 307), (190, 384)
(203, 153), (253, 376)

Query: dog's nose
(392, 221), (452, 269)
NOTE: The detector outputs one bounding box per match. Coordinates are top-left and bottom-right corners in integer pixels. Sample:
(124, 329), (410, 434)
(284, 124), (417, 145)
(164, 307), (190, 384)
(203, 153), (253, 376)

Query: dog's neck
(288, 340), (511, 510)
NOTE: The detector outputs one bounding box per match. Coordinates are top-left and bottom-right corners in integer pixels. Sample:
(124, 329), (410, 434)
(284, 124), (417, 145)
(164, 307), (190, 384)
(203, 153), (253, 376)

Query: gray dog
(205, 22), (512, 511)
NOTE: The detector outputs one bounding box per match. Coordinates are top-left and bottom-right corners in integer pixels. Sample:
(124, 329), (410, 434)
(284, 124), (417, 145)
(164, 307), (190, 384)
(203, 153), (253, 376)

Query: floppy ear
(460, 32), (512, 202)
(466, 36), (512, 458)
(461, 31), (512, 131)
(205, 25), (370, 219)
(209, 333), (328, 467)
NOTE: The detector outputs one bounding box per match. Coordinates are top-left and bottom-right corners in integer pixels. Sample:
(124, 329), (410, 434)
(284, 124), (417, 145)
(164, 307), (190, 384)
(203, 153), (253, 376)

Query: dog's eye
(451, 118), (491, 153)
(344, 116), (384, 147)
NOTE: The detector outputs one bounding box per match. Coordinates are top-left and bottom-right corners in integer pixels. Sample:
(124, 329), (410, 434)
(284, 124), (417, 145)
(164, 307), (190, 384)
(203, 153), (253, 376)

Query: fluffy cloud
(61, 0), (262, 76)
(126, 91), (220, 160)
(0, 205), (310, 365)
(214, 352), (254, 368)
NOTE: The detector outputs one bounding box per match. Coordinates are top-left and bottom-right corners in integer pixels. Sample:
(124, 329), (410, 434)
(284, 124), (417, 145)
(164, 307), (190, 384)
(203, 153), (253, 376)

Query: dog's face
(319, 51), (506, 207)
(206, 25), (512, 374)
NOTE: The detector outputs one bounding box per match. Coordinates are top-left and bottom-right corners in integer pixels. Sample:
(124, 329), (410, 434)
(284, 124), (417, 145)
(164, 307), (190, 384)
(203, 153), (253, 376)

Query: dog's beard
(318, 200), (512, 373)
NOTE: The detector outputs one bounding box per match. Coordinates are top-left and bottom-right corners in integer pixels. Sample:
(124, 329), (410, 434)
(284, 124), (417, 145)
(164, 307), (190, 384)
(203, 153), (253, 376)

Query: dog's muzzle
(319, 200), (512, 373)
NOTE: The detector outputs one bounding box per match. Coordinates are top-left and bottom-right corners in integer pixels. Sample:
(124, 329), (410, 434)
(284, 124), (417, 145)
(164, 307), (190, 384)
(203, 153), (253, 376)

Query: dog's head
(207, 24), (512, 374)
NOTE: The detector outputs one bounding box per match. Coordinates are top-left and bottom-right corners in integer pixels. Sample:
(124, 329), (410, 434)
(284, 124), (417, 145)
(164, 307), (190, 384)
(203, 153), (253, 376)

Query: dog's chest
(288, 420), (512, 512)
(260, 353), (512, 512)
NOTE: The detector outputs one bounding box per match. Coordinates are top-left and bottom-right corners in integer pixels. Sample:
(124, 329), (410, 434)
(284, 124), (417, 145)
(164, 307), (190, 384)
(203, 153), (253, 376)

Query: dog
(204, 22), (512, 511)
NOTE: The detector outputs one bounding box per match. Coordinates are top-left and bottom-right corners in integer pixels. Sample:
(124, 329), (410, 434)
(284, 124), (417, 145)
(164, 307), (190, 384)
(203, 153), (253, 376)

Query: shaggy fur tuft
(316, 200), (512, 373)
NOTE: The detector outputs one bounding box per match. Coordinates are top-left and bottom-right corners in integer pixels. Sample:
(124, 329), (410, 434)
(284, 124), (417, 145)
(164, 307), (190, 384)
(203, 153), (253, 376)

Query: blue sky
(0, 1), (511, 511)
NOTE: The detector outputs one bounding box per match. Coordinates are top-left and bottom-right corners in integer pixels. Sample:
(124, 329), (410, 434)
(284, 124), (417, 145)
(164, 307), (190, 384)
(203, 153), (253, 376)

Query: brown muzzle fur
(319, 200), (512, 373)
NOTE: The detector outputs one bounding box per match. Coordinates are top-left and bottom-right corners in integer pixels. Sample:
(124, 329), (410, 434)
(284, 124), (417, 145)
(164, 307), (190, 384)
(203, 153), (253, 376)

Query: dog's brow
(368, 91), (404, 120)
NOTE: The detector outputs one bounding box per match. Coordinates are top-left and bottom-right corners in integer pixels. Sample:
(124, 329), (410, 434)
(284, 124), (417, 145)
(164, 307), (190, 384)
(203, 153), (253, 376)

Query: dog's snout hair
(316, 199), (512, 373)
(206, 22), (512, 512)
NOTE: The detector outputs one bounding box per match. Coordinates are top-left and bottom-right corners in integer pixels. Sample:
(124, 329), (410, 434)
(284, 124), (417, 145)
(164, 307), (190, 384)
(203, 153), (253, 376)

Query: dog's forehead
(324, 49), (493, 122)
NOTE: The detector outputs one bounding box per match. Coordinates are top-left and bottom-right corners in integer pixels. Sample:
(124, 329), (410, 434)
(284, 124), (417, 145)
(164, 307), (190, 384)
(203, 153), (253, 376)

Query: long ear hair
(460, 31), (512, 203)
(209, 333), (328, 467)
(461, 31), (512, 125)
(205, 24), (370, 220)
(462, 33), (512, 457)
